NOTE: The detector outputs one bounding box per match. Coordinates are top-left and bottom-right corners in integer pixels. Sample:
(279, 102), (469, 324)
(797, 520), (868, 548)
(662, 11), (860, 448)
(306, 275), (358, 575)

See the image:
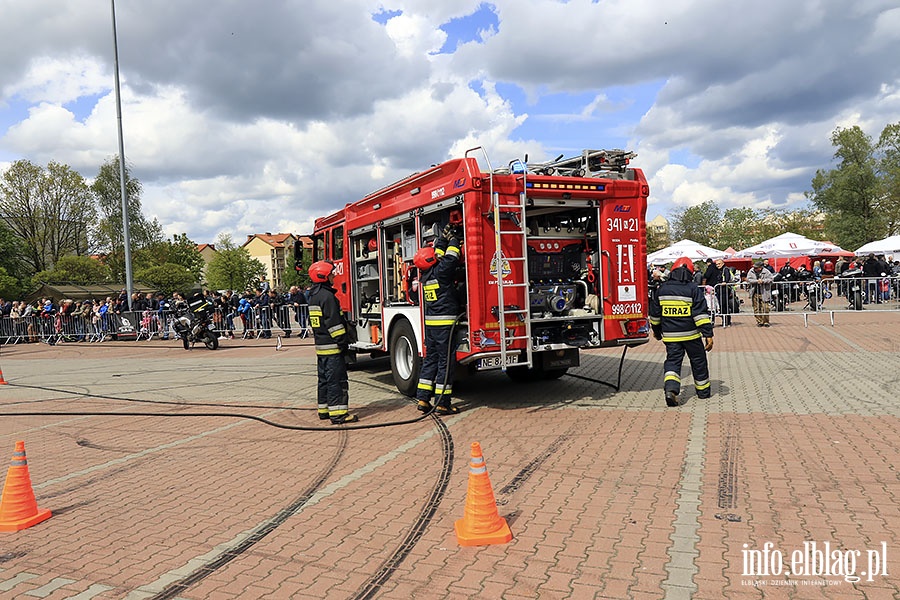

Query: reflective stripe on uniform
(662, 332), (702, 342)
(659, 298), (692, 317)
(328, 323), (346, 338)
(695, 379), (711, 390)
(664, 371), (681, 384)
(425, 318), (457, 326)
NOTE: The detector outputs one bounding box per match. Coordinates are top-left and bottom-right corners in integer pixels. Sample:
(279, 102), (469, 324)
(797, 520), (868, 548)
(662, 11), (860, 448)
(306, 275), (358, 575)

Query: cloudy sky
(1, 0), (899, 245)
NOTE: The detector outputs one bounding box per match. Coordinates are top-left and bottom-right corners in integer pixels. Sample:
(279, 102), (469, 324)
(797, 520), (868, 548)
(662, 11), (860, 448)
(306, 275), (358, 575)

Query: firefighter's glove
(442, 224), (454, 240)
(704, 337), (714, 352)
(652, 328), (662, 341)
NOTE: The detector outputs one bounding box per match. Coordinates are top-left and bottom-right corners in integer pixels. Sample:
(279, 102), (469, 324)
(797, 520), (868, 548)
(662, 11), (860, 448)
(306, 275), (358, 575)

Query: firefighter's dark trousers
(317, 353), (349, 419)
(416, 326), (454, 407)
(663, 337), (711, 399)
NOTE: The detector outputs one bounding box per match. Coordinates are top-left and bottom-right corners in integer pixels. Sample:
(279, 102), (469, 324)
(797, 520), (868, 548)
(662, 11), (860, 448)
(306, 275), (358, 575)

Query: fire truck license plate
(478, 354), (520, 369)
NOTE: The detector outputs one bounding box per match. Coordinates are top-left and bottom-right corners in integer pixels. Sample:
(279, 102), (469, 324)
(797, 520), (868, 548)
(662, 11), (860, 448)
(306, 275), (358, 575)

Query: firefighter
(308, 260), (358, 424)
(414, 225), (463, 415)
(648, 256), (714, 407)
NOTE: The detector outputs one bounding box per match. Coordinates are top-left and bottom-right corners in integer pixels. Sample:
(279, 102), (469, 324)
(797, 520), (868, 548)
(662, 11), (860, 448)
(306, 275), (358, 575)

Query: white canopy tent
(854, 235), (900, 256)
(734, 232), (850, 259)
(647, 239), (728, 265)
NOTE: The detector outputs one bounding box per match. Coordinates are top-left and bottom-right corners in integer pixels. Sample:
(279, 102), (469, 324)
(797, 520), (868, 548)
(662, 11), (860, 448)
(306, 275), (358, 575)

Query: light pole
(110, 0), (134, 308)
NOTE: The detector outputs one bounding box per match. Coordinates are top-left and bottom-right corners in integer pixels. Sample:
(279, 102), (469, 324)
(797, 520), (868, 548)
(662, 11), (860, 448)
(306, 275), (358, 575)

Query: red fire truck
(309, 147), (650, 395)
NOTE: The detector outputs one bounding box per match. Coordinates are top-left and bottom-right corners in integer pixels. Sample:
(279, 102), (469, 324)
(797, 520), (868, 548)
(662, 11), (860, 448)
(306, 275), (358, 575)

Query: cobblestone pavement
(0, 310), (897, 599)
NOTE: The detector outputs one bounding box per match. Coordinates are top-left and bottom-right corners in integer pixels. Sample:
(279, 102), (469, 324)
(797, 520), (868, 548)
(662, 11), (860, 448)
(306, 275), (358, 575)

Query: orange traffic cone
(0, 365), (7, 385)
(0, 441), (52, 532)
(454, 442), (512, 547)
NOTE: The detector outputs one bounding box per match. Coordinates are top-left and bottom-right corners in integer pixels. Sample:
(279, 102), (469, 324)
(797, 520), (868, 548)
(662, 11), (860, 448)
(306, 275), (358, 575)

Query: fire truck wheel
(389, 318), (421, 397)
(542, 368), (568, 380)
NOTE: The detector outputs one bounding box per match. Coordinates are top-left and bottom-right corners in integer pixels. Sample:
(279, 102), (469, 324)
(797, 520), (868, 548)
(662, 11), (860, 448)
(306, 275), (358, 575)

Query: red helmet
(413, 246), (437, 270)
(672, 257), (694, 273)
(309, 260), (335, 282)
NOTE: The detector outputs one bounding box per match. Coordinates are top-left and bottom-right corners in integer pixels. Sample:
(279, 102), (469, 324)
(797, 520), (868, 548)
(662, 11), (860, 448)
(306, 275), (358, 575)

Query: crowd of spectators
(0, 278), (313, 345)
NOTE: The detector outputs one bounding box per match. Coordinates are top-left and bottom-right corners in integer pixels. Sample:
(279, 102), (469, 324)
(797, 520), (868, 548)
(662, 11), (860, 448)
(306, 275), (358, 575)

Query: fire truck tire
(505, 366), (541, 383)
(389, 319), (421, 397)
(542, 368), (568, 380)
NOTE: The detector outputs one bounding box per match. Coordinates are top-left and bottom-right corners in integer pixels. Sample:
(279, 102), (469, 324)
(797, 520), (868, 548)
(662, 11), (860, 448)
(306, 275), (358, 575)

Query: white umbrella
(734, 232), (850, 258)
(647, 239), (728, 265)
(854, 235), (900, 256)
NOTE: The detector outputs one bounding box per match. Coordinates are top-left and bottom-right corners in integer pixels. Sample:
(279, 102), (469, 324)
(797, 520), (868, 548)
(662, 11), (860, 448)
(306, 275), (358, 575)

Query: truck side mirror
(294, 241), (304, 271)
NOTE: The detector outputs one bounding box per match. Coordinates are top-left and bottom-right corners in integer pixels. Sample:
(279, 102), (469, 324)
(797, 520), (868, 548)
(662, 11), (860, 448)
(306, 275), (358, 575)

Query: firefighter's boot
(665, 390), (687, 407)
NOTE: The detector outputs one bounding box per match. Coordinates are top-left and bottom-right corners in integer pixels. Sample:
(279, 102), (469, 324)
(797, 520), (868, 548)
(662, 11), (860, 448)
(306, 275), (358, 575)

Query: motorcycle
(803, 280), (819, 311)
(172, 295), (219, 350)
(770, 273), (787, 312)
(839, 267), (865, 310)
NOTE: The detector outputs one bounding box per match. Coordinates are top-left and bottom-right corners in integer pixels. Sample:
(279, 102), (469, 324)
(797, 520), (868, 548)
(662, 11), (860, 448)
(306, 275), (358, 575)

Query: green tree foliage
(32, 255), (112, 285)
(0, 267), (20, 300)
(134, 263), (196, 296)
(646, 227), (668, 254)
(204, 234), (265, 292)
(876, 123), (900, 236)
(807, 125), (886, 251)
(91, 157), (164, 281)
(0, 220), (24, 280)
(133, 233), (205, 282)
(0, 159), (94, 273)
(670, 200), (721, 247)
(716, 208), (757, 250)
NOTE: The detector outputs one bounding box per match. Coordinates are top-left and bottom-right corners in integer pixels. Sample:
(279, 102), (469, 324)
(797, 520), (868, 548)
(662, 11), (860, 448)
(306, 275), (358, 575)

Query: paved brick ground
(0, 309), (897, 599)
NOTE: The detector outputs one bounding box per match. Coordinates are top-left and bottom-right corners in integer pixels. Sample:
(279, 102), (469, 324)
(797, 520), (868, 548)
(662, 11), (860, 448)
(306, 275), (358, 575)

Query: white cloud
(0, 0), (898, 247)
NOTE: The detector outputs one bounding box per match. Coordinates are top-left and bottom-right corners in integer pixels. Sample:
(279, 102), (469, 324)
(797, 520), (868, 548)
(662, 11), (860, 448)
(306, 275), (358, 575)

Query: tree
(32, 255), (112, 285)
(717, 208), (758, 250)
(807, 125), (886, 251)
(133, 233), (205, 282)
(91, 157), (164, 281)
(0, 221), (24, 280)
(134, 264), (195, 296)
(669, 201), (722, 247)
(645, 227), (668, 254)
(204, 234), (265, 292)
(0, 159), (94, 273)
(876, 122), (900, 236)
(0, 267), (21, 300)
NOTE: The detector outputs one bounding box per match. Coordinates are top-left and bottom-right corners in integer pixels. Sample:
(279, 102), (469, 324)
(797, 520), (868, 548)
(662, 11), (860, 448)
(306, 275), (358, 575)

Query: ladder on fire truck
(528, 149), (636, 177)
(467, 147), (533, 370)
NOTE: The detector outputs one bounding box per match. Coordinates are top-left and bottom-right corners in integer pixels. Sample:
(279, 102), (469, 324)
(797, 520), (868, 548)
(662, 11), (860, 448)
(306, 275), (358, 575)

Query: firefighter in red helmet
(308, 260), (358, 424)
(648, 256), (714, 407)
(414, 225), (463, 415)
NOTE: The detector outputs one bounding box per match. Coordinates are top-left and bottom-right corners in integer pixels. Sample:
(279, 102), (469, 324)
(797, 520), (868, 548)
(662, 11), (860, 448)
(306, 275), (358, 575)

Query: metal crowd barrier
(710, 276), (900, 327)
(0, 305), (313, 346)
